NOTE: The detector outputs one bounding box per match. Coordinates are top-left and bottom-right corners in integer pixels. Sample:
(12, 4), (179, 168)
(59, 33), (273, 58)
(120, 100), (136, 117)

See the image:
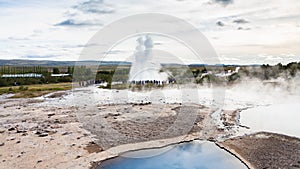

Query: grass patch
(0, 83), (72, 98)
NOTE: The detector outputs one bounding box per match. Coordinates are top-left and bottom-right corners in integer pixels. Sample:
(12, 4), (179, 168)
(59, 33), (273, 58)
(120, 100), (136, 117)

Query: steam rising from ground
(129, 36), (168, 82)
(53, 68), (300, 137)
(224, 74), (300, 137)
(230, 73), (300, 99)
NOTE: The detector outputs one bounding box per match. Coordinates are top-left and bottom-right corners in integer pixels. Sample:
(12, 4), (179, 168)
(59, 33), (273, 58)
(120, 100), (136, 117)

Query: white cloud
(0, 0), (299, 64)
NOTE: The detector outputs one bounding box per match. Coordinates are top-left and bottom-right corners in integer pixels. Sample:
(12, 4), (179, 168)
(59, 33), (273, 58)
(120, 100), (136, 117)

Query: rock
(0, 142), (4, 146)
(44, 129), (57, 135)
(207, 137), (216, 142)
(47, 113), (55, 117)
(0, 128), (6, 133)
(39, 133), (48, 137)
(37, 160), (42, 163)
(17, 129), (27, 133)
(6, 137), (16, 141)
(35, 130), (42, 135)
(62, 131), (72, 136)
(8, 127), (15, 131)
(54, 119), (60, 123)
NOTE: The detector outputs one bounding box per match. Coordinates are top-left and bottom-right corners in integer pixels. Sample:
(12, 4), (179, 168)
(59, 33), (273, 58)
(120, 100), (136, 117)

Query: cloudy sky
(0, 0), (300, 64)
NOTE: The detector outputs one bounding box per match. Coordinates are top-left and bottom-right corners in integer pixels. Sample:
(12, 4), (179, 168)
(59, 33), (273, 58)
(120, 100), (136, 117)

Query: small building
(50, 74), (71, 77)
(1, 73), (43, 78)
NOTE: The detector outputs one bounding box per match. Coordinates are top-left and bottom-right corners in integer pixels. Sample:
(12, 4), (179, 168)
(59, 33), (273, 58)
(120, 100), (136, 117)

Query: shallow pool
(97, 141), (247, 169)
(240, 103), (300, 138)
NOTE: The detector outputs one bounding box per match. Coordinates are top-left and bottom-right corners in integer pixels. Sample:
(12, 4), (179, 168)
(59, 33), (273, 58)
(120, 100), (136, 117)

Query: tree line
(0, 66), (93, 87)
(1, 62), (300, 87)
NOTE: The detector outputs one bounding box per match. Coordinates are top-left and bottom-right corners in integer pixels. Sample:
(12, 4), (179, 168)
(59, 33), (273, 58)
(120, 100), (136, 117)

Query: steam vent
(129, 36), (168, 85)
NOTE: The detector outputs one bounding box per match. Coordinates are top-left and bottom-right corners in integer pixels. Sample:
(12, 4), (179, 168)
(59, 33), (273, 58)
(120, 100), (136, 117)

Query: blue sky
(0, 0), (300, 64)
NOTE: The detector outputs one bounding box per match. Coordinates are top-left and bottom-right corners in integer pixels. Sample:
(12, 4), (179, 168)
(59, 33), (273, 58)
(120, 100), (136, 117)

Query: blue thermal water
(98, 141), (247, 169)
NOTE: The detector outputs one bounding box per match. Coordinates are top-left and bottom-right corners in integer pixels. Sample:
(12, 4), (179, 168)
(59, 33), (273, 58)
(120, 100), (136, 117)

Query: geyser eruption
(129, 36), (168, 84)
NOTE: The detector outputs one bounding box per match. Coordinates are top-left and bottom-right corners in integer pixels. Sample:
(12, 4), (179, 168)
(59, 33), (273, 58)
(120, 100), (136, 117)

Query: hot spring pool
(97, 141), (247, 169)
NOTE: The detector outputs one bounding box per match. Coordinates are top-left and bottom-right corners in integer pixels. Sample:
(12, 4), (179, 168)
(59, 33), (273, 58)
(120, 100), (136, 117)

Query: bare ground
(217, 132), (300, 169)
(0, 98), (98, 169)
(1, 92), (299, 169)
(76, 103), (237, 150)
(0, 96), (237, 168)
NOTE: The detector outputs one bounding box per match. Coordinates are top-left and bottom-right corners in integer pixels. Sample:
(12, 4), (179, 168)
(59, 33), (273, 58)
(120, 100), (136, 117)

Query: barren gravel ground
(1, 88), (299, 169)
(0, 98), (100, 169)
(0, 91), (241, 169)
(217, 132), (300, 169)
(77, 102), (244, 150)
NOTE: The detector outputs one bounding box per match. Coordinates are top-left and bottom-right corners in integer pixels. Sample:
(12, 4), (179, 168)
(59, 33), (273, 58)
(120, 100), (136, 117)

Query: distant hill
(0, 59), (131, 66)
(0, 59), (263, 67)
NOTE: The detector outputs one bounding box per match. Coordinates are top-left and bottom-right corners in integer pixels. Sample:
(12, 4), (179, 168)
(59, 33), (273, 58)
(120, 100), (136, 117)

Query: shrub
(18, 86), (28, 91)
